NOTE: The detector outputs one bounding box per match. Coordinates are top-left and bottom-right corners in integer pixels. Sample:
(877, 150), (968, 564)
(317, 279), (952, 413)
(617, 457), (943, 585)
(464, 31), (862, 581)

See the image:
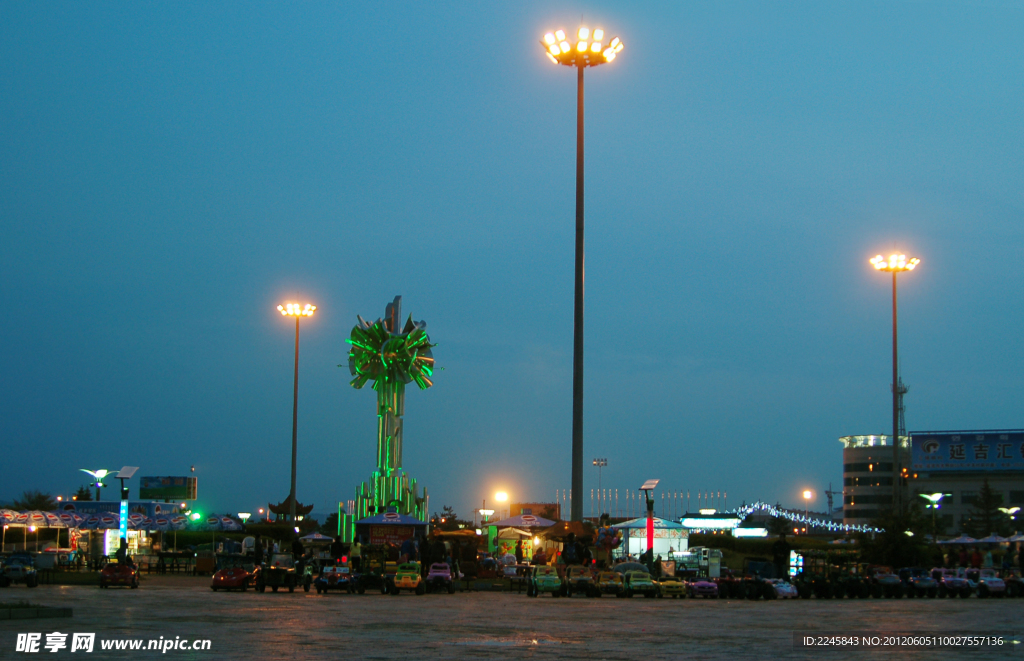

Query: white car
(766, 578), (799, 599)
(976, 569), (1006, 598)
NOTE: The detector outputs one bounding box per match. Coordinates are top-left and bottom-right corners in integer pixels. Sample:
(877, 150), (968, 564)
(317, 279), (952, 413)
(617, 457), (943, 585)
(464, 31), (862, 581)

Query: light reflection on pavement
(0, 578), (1018, 660)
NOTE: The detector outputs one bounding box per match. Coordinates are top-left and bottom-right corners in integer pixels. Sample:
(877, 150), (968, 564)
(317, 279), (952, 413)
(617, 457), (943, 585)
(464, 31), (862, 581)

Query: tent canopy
(488, 514), (555, 528)
(612, 517), (685, 530)
(301, 532), (334, 542)
(937, 534), (976, 545)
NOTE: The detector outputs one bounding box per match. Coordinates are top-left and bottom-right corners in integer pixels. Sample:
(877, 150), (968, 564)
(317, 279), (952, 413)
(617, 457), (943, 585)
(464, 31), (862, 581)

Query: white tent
(612, 517), (688, 557)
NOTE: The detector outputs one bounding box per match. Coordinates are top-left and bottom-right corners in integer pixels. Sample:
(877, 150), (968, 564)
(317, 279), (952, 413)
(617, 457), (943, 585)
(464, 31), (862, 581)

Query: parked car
(930, 568), (972, 598)
(974, 568), (1006, 598)
(1004, 573), (1023, 598)
(388, 562), (424, 595)
(685, 576), (719, 599)
(623, 570), (659, 598)
(656, 575), (685, 598)
(258, 553), (299, 593)
(594, 570), (625, 597)
(424, 562), (456, 594)
(314, 560), (355, 594)
(870, 568), (905, 598)
(899, 567), (938, 598)
(764, 578), (799, 599)
(0, 554), (39, 588)
(211, 557), (259, 592)
(563, 564), (597, 597)
(526, 565), (562, 598)
(100, 562), (139, 589)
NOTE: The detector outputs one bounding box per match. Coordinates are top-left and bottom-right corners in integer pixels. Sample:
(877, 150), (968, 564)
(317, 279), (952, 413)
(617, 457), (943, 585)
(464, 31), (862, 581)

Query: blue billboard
(910, 431), (1024, 472)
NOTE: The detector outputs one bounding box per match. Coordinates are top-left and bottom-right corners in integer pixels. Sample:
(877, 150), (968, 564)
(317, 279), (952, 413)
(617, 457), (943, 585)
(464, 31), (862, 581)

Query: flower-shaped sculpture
(347, 296), (434, 476)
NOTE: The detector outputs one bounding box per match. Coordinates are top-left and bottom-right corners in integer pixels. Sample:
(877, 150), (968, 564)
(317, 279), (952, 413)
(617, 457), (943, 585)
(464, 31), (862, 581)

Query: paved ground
(1, 577), (1019, 660)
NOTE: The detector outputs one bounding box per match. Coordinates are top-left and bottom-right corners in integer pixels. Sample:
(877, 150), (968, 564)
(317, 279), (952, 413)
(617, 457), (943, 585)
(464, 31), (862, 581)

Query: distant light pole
(920, 492), (947, 542)
(870, 253), (920, 517)
(802, 490), (813, 518)
(540, 25), (624, 522)
(277, 303), (317, 523)
(593, 458), (607, 516)
(80, 469), (111, 501)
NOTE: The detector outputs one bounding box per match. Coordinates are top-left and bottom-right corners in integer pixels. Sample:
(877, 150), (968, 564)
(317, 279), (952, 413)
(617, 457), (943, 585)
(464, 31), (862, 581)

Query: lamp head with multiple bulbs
(278, 303), (316, 317)
(870, 254), (920, 273)
(541, 27), (623, 67)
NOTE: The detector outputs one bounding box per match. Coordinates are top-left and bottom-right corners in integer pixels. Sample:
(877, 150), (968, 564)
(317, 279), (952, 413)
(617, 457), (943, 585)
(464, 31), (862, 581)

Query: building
(840, 434), (906, 526)
(510, 502), (560, 520)
(906, 429), (1024, 533)
(841, 430), (1024, 531)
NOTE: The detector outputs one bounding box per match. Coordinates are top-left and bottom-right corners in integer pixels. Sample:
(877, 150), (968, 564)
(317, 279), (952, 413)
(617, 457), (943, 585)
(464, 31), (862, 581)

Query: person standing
(254, 534), (264, 566)
(772, 533), (791, 580)
(349, 538), (362, 572)
(514, 540), (524, 564)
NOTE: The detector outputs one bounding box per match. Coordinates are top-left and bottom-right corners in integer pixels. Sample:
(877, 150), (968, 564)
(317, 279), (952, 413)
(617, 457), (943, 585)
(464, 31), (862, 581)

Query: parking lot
(1, 578), (1018, 660)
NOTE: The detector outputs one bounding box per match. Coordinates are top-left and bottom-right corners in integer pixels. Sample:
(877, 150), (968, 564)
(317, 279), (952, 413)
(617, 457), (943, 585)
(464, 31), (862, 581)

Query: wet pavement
(0, 577), (1019, 660)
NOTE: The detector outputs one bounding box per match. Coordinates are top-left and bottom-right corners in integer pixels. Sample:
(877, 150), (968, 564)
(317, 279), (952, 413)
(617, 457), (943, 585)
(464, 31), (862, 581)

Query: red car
(211, 559), (260, 592)
(99, 563), (139, 589)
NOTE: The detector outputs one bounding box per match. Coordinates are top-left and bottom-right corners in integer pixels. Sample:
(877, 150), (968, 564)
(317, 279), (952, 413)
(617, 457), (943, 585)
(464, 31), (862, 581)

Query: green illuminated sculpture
(340, 296), (435, 539)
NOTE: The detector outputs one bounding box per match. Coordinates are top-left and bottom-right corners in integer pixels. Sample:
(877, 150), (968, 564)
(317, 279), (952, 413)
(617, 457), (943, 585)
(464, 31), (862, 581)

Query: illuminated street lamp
(870, 253), (920, 517)
(80, 469), (111, 501)
(540, 25), (624, 522)
(495, 492), (509, 521)
(999, 507), (1020, 521)
(920, 492), (948, 541)
(802, 490), (813, 518)
(277, 302), (316, 523)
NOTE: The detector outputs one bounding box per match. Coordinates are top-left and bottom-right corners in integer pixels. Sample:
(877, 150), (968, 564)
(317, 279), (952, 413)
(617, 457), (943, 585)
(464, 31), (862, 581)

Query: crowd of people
(942, 543), (1023, 573)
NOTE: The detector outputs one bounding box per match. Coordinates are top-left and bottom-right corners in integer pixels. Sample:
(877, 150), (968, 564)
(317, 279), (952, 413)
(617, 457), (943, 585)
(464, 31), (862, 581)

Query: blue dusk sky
(2, 2), (1022, 521)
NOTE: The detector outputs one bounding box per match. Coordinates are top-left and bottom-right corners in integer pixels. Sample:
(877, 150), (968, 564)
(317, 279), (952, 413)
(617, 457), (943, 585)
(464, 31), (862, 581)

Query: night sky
(2, 2), (1022, 522)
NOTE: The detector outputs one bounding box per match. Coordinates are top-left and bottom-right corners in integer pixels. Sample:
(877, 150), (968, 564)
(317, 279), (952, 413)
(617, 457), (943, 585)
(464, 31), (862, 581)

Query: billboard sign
(138, 476), (198, 501)
(368, 525), (414, 546)
(910, 431), (1024, 472)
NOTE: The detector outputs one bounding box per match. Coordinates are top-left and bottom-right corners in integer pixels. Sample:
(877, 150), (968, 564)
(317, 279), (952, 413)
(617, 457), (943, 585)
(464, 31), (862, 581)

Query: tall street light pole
(277, 303), (317, 523)
(540, 25), (624, 522)
(593, 458), (607, 515)
(870, 254), (920, 518)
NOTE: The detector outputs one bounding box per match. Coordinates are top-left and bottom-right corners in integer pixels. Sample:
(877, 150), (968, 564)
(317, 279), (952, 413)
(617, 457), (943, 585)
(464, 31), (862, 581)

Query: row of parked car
(865, 567), (1017, 599)
(524, 562), (1024, 601)
(209, 553), (460, 596)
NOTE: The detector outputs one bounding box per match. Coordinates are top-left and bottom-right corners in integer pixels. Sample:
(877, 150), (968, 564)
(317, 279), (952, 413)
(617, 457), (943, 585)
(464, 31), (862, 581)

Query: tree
(539, 505), (558, 521)
(321, 513), (340, 536)
(13, 490), (57, 511)
(73, 485), (93, 502)
(431, 505), (469, 532)
(857, 505), (933, 568)
(962, 478), (1012, 538)
(767, 516), (790, 537)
